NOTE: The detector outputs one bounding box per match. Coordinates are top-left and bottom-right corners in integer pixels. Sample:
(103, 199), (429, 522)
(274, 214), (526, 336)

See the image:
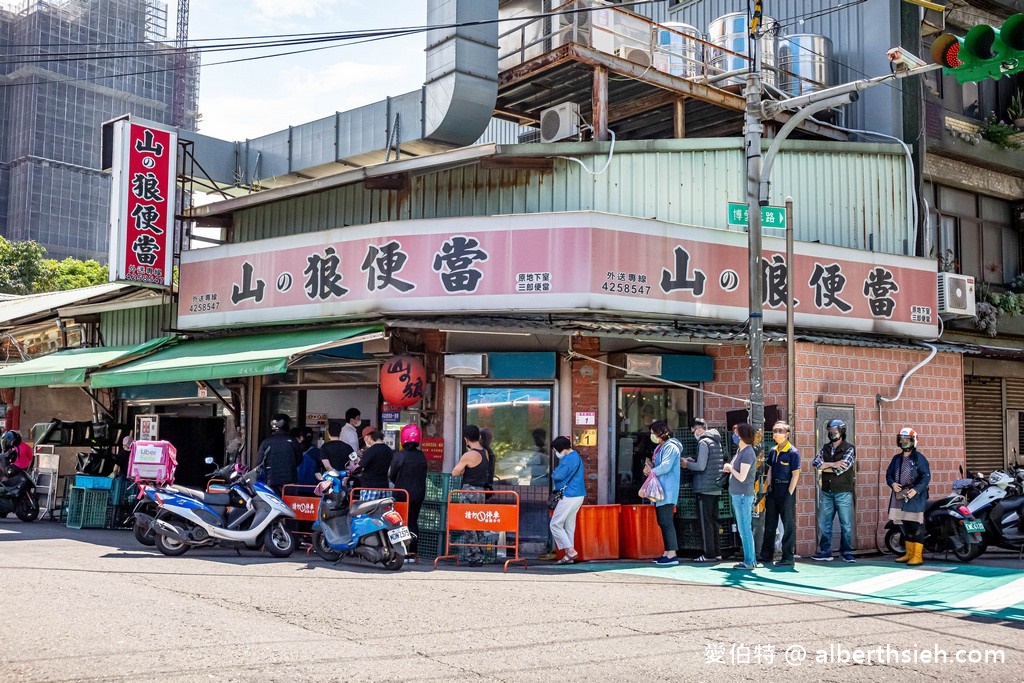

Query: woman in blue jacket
(550, 436), (586, 564)
(885, 427), (931, 566)
(645, 420), (682, 566)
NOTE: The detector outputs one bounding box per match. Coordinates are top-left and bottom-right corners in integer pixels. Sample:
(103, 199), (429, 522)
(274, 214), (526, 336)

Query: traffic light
(931, 13), (1024, 83)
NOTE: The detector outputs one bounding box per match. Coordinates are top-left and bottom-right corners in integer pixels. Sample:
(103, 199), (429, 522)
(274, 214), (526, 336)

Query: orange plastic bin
(619, 503), (663, 559)
(571, 504), (621, 561)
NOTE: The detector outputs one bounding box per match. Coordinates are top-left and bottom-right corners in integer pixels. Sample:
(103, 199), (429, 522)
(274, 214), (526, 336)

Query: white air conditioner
(539, 102), (580, 143)
(615, 45), (652, 67)
(937, 271), (976, 318)
(444, 353), (488, 377)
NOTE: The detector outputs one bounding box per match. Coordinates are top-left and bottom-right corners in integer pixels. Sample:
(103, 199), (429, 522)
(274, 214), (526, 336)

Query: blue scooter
(311, 470), (410, 570)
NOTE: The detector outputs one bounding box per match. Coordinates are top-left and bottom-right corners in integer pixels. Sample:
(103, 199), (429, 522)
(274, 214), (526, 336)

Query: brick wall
(701, 342), (965, 556)
(571, 336), (601, 503)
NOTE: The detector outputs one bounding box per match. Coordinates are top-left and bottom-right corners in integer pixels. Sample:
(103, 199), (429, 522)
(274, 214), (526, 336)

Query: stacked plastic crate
(415, 473), (461, 561)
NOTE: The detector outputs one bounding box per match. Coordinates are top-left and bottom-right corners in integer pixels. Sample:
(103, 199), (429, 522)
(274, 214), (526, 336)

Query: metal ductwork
(423, 0), (500, 146)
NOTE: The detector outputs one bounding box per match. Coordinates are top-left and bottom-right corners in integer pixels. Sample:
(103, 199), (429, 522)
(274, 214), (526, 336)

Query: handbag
(715, 470), (731, 490)
(548, 458), (582, 509)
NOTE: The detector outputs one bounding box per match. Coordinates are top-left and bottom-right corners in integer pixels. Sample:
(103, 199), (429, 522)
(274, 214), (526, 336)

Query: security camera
(887, 47), (927, 71)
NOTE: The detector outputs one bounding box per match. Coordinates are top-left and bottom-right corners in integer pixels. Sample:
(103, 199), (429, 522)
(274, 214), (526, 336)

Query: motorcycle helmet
(400, 423), (421, 447)
(269, 414), (290, 432)
(897, 427), (917, 452)
(1, 430), (20, 450)
(826, 419), (846, 442)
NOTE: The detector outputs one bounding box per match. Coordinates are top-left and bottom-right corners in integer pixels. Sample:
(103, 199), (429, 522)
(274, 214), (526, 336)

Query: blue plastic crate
(75, 475), (113, 490)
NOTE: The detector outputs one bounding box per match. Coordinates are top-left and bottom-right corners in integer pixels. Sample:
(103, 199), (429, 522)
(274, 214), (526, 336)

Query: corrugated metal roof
(0, 283), (140, 328)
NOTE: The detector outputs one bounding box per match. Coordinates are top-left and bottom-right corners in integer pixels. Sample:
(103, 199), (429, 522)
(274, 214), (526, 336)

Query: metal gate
(964, 376), (1004, 475)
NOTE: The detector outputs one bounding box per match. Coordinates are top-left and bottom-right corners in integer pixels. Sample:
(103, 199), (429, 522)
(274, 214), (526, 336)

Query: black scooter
(0, 450), (40, 522)
(884, 493), (983, 563)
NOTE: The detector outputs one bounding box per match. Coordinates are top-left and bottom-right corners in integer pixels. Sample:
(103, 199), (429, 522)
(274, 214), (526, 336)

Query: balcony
(495, 0), (846, 142)
(924, 99), (1024, 178)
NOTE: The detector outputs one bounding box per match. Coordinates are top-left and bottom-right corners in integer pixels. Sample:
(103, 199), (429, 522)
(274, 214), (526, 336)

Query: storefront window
(614, 385), (692, 503)
(464, 386), (552, 487)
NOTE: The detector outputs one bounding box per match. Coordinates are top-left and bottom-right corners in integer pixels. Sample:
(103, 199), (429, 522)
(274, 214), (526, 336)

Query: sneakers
(654, 555), (679, 566)
(537, 551), (558, 561)
(811, 551), (834, 562)
(773, 559), (794, 566)
(732, 562), (757, 570)
(841, 553), (856, 563)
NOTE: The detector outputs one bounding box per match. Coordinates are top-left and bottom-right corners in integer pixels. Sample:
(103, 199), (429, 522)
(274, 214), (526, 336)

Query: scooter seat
(168, 485), (231, 507)
(350, 497), (393, 516)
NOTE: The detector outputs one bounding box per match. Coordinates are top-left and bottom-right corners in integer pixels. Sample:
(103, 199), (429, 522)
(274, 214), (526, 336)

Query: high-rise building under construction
(0, 0), (197, 261)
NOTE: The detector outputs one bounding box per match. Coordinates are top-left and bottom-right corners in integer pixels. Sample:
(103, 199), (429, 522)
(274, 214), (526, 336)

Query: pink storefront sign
(178, 212), (937, 338)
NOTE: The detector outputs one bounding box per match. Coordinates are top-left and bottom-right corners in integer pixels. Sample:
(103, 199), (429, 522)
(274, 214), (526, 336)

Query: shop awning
(89, 325), (383, 388)
(0, 337), (173, 388)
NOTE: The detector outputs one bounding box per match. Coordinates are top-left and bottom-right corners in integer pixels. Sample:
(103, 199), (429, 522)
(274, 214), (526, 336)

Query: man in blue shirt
(758, 421), (800, 566)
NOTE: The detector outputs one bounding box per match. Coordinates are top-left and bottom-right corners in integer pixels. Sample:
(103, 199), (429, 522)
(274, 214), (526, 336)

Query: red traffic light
(931, 33), (962, 68)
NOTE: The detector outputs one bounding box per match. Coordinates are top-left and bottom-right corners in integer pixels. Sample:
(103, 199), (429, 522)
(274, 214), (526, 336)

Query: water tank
(778, 34), (834, 96)
(655, 22), (703, 78)
(707, 12), (777, 89)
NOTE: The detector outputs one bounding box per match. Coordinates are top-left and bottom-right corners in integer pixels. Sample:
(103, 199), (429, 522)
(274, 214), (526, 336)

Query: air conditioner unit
(539, 102), (580, 143)
(444, 353), (488, 377)
(937, 272), (976, 318)
(615, 45), (652, 67)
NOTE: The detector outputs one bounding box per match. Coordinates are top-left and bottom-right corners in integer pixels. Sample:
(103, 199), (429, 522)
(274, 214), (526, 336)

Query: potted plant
(1009, 89), (1024, 129)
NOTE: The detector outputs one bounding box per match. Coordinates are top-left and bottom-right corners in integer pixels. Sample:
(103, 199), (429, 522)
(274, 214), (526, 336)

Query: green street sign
(727, 202), (787, 229)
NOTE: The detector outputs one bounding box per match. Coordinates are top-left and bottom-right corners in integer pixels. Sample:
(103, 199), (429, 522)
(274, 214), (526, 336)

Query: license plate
(388, 526), (412, 543)
(964, 520), (985, 533)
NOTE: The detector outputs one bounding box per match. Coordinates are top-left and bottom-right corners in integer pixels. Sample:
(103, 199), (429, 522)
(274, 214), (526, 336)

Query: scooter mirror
(204, 456), (215, 464)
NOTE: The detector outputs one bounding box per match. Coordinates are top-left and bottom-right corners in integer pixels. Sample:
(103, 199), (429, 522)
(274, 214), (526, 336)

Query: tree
(36, 257), (108, 293)
(0, 237), (46, 295)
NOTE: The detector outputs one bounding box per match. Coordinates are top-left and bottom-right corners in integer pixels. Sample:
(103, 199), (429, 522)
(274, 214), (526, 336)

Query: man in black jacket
(257, 414), (302, 494)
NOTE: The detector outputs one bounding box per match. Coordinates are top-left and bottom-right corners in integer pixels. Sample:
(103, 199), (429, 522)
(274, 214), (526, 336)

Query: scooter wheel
(263, 520), (295, 558)
(383, 553), (405, 571)
(311, 529), (341, 563)
(155, 532), (189, 557)
(133, 520), (157, 546)
(884, 527), (905, 556)
(954, 541), (985, 562)
(15, 493), (39, 522)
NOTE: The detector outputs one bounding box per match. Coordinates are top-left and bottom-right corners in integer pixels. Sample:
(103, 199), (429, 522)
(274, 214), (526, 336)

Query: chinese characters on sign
(379, 355), (426, 409)
(108, 121), (176, 287)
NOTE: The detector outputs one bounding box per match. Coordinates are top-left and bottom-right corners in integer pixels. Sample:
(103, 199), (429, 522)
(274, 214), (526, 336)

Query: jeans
(697, 493), (720, 558)
(550, 495), (585, 552)
(760, 485), (796, 562)
(817, 490), (854, 554)
(655, 504), (678, 553)
(731, 493), (755, 567)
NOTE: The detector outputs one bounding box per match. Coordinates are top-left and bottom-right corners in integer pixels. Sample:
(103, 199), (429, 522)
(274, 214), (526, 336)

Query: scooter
(0, 450), (39, 522)
(310, 470), (410, 571)
(960, 470), (1024, 559)
(884, 490), (983, 562)
(135, 458), (296, 557)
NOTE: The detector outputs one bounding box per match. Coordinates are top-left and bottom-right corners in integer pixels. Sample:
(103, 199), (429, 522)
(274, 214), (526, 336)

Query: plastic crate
(66, 487), (110, 529)
(75, 475), (113, 490)
(105, 504), (134, 530)
(717, 494), (733, 519)
(424, 473), (462, 503)
(413, 529), (443, 561)
(675, 490), (699, 520)
(573, 505), (620, 561)
(676, 518), (703, 551)
(619, 504), (663, 559)
(417, 502), (446, 532)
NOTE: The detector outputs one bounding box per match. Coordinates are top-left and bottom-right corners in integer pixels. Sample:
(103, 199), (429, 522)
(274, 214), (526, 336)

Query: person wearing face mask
(723, 423), (759, 570)
(685, 418), (724, 563)
(548, 436), (586, 564)
(812, 419), (857, 562)
(885, 427), (930, 566)
(644, 421), (682, 566)
(757, 421), (801, 566)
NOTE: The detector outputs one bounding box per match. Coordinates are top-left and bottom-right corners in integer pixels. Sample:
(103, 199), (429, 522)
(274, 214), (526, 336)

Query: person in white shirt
(340, 407), (362, 455)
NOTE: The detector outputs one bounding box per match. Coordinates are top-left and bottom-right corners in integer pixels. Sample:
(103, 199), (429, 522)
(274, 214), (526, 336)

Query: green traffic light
(930, 13), (1024, 83)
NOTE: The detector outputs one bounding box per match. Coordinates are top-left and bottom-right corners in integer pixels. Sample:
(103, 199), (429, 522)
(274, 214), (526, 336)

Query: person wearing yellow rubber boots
(885, 427), (931, 566)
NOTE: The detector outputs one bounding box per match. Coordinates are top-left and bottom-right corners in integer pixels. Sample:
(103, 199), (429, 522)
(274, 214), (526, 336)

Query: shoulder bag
(548, 458), (582, 509)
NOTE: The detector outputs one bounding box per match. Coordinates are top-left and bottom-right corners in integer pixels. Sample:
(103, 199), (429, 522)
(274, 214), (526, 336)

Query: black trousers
(655, 504), (678, 552)
(697, 493), (720, 558)
(407, 499), (423, 554)
(901, 519), (925, 543)
(759, 485), (796, 562)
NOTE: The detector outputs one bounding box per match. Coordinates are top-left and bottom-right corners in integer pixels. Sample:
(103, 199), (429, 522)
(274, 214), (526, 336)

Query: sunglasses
(773, 428), (789, 434)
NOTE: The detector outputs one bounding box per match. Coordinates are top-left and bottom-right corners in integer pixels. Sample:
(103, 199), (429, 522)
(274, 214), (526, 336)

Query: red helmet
(400, 423), (421, 447)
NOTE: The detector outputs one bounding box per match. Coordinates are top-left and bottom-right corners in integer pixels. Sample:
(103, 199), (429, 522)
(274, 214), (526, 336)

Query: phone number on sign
(601, 282), (652, 295)
(188, 301), (221, 313)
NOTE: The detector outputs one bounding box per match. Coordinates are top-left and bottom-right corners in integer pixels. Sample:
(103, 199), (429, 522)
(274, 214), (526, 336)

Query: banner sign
(178, 212), (938, 338)
(108, 119), (177, 287)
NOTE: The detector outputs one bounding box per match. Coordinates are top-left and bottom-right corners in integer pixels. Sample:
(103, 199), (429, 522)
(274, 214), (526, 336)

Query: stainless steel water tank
(778, 34), (834, 96)
(655, 22), (703, 78)
(707, 12), (777, 89)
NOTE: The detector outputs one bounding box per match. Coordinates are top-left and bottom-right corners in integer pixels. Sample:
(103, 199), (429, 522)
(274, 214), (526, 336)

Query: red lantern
(380, 355), (426, 408)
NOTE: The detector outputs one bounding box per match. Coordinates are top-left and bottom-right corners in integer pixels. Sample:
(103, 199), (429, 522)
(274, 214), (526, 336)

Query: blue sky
(176, 0), (429, 141)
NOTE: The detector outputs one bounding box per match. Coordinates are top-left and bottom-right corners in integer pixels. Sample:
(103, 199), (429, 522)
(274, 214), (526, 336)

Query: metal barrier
(281, 484), (319, 550)
(434, 489), (527, 572)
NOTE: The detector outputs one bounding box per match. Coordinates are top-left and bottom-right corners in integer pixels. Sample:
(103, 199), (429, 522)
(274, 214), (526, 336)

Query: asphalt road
(2, 519), (1023, 682)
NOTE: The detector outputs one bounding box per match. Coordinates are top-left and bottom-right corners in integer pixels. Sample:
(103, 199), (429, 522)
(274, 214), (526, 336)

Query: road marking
(836, 566), (956, 595)
(952, 576), (1024, 611)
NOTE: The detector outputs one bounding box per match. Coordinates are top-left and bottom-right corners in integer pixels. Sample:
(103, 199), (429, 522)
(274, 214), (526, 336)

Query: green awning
(0, 337), (173, 388)
(89, 325), (383, 388)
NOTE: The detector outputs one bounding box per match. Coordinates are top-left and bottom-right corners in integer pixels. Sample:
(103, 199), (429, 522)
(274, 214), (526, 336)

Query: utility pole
(744, 27), (764, 440)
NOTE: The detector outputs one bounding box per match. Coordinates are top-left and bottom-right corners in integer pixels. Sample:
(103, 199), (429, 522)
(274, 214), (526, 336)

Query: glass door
(614, 385), (693, 503)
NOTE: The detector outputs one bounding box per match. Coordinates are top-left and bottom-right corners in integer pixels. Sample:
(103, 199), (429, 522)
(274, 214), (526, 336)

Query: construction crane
(171, 0), (191, 129)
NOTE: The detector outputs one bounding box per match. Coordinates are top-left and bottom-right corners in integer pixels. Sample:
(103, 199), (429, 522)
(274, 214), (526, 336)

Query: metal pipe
(786, 197), (795, 428)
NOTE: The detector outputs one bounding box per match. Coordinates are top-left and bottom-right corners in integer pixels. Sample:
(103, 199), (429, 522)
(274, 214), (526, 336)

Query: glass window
(614, 385), (692, 503)
(960, 218), (982, 281)
(464, 386), (552, 487)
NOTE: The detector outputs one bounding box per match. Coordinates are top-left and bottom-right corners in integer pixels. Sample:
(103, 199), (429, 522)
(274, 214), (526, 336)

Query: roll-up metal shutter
(1004, 378), (1024, 465)
(964, 376), (1004, 475)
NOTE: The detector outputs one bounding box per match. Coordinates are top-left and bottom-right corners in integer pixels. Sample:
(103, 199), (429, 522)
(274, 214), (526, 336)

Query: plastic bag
(638, 471), (665, 502)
